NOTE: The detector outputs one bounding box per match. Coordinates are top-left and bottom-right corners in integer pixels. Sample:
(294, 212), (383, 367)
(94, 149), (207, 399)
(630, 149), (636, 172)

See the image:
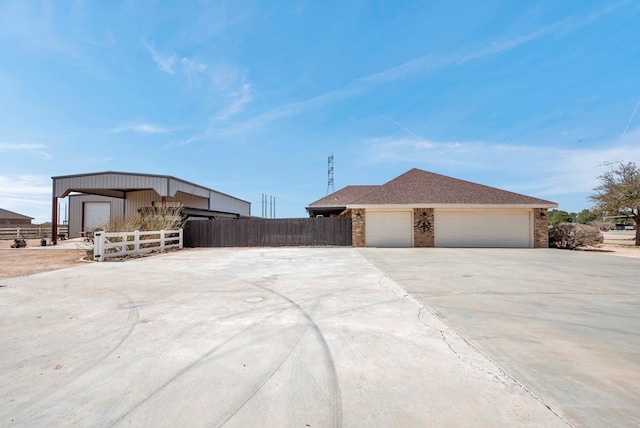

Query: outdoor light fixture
(355, 211), (362, 218)
(540, 211), (547, 218)
(418, 211), (431, 232)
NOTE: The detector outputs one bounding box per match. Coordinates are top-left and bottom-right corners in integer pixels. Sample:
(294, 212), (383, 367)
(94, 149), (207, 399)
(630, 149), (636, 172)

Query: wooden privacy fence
(184, 217), (352, 247)
(93, 229), (183, 262)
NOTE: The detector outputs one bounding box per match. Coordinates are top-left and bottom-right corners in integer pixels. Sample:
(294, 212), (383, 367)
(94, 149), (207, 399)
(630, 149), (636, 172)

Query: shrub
(102, 207), (185, 232)
(548, 223), (603, 250)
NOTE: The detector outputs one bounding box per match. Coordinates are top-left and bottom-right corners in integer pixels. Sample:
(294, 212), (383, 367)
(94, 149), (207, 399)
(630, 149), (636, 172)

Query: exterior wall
(534, 208), (549, 248)
(124, 190), (209, 217)
(169, 179), (209, 198)
(1, 218), (32, 226)
(69, 194), (125, 238)
(413, 208), (434, 247)
(351, 210), (366, 247)
(209, 191), (251, 216)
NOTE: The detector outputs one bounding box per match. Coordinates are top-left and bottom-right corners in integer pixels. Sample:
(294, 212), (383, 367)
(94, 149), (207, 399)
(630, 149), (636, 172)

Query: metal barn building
(52, 171), (251, 243)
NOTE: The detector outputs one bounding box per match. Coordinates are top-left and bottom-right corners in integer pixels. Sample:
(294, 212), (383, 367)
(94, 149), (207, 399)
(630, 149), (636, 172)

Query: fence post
(179, 229), (183, 249)
(94, 231), (103, 262)
(134, 230), (140, 256)
(160, 230), (165, 250)
(16, 227), (21, 239)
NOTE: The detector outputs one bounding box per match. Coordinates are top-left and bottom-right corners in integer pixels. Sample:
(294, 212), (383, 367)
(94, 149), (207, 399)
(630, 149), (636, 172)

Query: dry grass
(101, 207), (185, 233)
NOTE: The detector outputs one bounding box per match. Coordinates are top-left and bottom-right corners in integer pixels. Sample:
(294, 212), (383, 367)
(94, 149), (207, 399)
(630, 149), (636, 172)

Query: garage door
(366, 211), (412, 247)
(435, 210), (531, 248)
(84, 202), (111, 231)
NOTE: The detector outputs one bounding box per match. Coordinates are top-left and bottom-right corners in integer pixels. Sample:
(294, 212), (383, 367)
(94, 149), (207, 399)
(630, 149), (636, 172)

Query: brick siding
(534, 208), (549, 248)
(351, 210), (366, 247)
(413, 208), (434, 247)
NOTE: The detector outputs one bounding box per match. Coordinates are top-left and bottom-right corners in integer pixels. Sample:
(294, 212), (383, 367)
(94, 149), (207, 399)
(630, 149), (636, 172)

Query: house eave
(347, 203), (558, 209)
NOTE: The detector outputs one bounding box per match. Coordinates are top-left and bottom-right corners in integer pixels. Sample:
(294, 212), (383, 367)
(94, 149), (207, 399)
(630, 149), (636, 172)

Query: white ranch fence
(0, 225), (69, 240)
(93, 229), (182, 262)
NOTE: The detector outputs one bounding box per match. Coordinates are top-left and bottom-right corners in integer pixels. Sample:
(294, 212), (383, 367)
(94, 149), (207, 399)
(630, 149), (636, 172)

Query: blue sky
(1, 0), (640, 223)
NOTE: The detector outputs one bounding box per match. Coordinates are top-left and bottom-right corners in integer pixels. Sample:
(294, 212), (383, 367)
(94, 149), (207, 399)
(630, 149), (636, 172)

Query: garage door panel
(84, 202), (111, 231)
(435, 210), (531, 248)
(366, 211), (412, 247)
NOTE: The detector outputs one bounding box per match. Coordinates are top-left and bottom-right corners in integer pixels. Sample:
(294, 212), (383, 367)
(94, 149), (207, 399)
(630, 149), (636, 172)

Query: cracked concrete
(0, 247), (568, 427)
(361, 247), (640, 427)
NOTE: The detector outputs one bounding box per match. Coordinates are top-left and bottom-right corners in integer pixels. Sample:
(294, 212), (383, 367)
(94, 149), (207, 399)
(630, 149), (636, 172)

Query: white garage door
(366, 211), (412, 247)
(84, 202), (111, 231)
(435, 210), (532, 248)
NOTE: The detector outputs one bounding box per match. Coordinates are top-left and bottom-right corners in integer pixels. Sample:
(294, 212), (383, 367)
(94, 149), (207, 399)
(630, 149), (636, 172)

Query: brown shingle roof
(308, 185), (379, 207)
(352, 168), (556, 206)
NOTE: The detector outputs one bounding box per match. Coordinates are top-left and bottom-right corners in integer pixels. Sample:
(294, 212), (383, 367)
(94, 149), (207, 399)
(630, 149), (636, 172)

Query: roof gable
(0, 208), (34, 220)
(352, 168), (556, 206)
(307, 185), (379, 207)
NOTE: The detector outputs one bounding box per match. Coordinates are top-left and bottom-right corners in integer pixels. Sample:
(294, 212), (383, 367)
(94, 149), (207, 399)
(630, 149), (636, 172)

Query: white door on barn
(365, 211), (413, 247)
(84, 202), (111, 231)
(434, 209), (532, 248)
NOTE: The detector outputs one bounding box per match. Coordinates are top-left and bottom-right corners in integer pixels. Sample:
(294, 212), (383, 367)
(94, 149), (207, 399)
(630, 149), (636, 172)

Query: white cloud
(0, 143), (46, 150)
(0, 175), (52, 223)
(181, 57), (208, 87)
(111, 123), (171, 134)
(215, 83), (253, 121)
(0, 143), (51, 159)
(360, 127), (640, 199)
(233, 3), (622, 130)
(142, 40), (176, 74)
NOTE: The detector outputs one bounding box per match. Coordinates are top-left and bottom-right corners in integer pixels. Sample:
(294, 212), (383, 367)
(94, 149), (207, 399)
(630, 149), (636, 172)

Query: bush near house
(548, 223), (603, 250)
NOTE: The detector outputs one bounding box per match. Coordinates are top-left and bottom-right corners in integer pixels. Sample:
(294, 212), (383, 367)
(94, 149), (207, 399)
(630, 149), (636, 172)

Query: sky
(1, 0), (640, 223)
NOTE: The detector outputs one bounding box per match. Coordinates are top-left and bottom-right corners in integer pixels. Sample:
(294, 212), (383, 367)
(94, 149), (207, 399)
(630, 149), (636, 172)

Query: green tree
(548, 209), (572, 225)
(576, 209), (598, 224)
(590, 161), (640, 246)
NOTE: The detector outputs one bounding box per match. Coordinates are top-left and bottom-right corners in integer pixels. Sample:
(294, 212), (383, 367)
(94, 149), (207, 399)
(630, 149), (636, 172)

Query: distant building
(52, 171), (251, 243)
(0, 208), (34, 227)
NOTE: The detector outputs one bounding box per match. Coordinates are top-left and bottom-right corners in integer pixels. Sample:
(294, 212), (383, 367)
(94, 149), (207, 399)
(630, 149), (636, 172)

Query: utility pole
(327, 154), (334, 195)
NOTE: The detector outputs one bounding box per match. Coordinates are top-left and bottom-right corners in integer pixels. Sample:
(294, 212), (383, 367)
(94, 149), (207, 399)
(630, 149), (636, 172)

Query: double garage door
(365, 209), (532, 248)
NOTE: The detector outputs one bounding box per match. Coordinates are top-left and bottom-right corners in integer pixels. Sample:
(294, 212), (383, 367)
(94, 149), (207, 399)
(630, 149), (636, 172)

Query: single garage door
(435, 209), (532, 248)
(84, 202), (111, 231)
(366, 211), (412, 247)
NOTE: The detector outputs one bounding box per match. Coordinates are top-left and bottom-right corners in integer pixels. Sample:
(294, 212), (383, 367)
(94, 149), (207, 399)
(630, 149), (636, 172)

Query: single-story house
(0, 208), (34, 227)
(306, 168), (557, 248)
(52, 171), (251, 244)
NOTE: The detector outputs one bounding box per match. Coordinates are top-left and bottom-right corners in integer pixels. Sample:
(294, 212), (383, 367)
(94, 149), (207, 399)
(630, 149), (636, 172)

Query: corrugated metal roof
(52, 171), (249, 204)
(0, 208), (34, 220)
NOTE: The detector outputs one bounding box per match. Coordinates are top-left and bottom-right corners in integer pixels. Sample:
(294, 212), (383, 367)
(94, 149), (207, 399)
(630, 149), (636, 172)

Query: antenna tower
(327, 154), (334, 195)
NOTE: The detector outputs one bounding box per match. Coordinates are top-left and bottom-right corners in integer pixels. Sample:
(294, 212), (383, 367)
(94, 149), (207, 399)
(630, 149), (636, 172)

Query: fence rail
(93, 229), (183, 262)
(184, 217), (352, 247)
(0, 225), (69, 240)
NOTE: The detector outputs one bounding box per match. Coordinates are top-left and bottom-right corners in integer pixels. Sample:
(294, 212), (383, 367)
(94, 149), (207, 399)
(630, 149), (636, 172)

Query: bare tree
(590, 162), (640, 246)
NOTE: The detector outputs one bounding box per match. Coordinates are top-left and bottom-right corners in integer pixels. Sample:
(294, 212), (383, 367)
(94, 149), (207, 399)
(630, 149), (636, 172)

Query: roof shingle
(307, 185), (379, 207)
(351, 168), (556, 206)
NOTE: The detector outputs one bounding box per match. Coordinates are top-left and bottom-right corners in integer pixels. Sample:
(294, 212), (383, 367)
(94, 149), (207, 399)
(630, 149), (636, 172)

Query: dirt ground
(0, 239), (638, 280)
(0, 239), (89, 280)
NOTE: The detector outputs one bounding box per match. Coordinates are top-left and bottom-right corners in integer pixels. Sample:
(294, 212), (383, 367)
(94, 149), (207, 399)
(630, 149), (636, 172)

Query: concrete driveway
(361, 248), (640, 427)
(1, 248), (567, 427)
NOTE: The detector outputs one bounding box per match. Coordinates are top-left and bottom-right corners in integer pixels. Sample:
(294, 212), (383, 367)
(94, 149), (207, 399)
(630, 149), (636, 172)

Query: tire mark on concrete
(3, 288), (139, 423)
(107, 295), (306, 427)
(241, 279), (343, 428)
